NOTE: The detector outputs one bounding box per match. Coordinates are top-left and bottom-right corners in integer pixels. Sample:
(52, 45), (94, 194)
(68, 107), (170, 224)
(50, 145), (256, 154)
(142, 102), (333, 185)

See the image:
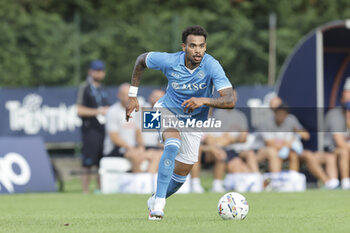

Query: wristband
(128, 86), (138, 97)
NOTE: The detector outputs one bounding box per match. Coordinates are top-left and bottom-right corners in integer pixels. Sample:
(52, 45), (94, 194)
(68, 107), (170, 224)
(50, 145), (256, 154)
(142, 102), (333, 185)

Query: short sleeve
(76, 82), (87, 105)
(210, 60), (232, 91)
(325, 109), (346, 132)
(287, 115), (303, 130)
(146, 52), (170, 72)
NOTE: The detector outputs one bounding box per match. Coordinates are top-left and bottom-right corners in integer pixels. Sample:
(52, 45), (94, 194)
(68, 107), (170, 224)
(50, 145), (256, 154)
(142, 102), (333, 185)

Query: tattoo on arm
(131, 52), (148, 86)
(206, 88), (236, 109)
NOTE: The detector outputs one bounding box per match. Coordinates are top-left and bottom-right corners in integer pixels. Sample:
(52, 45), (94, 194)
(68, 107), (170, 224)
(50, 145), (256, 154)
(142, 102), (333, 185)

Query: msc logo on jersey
(171, 82), (207, 91)
(143, 110), (161, 129)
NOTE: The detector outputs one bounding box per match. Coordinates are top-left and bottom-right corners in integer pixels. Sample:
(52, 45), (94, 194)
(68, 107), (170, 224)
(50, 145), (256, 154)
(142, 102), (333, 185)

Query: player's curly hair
(182, 25), (208, 44)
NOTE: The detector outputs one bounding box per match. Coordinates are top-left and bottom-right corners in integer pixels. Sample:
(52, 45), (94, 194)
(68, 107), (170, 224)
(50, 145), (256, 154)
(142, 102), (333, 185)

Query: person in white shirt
(103, 83), (159, 173)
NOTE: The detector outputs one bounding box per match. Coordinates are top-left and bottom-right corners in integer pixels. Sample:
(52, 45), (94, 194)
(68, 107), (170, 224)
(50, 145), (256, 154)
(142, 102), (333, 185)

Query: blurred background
(1, 0), (350, 87)
(1, 0), (350, 194)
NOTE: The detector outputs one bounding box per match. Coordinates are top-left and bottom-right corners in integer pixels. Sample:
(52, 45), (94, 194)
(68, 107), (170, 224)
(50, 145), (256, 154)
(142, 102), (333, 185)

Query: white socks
(192, 178), (201, 186)
(325, 179), (339, 189)
(191, 178), (204, 193)
(341, 178), (350, 190)
(212, 179), (225, 192)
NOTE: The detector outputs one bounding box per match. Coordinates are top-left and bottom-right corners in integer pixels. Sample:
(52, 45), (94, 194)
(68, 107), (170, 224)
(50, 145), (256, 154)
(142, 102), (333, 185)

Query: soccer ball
(217, 192), (249, 220)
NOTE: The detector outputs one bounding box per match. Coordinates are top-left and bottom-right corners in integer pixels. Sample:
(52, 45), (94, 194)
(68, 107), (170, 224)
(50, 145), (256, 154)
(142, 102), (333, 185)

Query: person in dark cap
(76, 59), (110, 193)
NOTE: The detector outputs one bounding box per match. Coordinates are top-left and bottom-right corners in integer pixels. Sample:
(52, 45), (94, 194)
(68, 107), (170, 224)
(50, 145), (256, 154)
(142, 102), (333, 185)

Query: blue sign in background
(0, 85), (273, 143)
(0, 137), (57, 194)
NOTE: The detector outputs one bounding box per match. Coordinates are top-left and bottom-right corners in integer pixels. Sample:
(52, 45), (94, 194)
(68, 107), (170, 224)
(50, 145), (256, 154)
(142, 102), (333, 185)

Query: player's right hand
(126, 97), (139, 122)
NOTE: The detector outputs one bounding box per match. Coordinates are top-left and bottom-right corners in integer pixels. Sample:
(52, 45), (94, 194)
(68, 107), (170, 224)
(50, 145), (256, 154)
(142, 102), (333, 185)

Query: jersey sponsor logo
(171, 82), (207, 91)
(143, 110), (161, 129)
(0, 152), (31, 193)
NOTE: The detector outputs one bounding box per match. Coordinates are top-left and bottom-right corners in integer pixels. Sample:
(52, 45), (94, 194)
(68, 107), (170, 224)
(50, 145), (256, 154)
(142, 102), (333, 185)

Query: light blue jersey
(146, 51), (232, 121)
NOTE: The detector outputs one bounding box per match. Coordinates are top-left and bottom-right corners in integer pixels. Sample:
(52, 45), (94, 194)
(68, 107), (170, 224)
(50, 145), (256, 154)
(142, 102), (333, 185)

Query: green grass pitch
(0, 190), (349, 233)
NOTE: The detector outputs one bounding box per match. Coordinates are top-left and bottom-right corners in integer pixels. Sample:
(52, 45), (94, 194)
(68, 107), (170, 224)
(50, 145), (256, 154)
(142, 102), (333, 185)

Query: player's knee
(164, 138), (181, 156)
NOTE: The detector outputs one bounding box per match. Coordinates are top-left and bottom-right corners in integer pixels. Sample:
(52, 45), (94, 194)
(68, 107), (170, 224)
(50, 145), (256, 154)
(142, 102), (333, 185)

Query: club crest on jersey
(171, 72), (180, 78)
(197, 70), (205, 79)
(171, 82), (207, 91)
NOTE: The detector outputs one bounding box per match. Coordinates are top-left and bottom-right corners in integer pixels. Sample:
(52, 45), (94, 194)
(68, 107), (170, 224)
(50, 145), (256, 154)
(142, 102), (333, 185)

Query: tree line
(1, 0), (350, 87)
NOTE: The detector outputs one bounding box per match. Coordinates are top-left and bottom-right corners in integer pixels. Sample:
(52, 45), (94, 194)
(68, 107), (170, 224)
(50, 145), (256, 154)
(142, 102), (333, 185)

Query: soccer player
(125, 25), (235, 220)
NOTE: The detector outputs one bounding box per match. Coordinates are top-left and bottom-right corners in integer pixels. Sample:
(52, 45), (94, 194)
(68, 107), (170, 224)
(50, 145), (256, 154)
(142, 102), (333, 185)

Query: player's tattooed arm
(131, 52), (148, 86)
(126, 53), (149, 121)
(206, 87), (236, 109)
(182, 87), (236, 113)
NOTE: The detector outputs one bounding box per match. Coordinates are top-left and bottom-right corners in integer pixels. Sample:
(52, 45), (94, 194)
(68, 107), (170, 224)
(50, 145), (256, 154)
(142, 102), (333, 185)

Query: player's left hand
(182, 97), (205, 113)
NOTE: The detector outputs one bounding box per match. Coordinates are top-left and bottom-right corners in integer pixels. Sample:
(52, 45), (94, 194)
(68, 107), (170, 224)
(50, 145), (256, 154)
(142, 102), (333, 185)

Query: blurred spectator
(103, 83), (160, 174)
(76, 60), (110, 193)
(191, 109), (259, 192)
(303, 150), (338, 189)
(324, 84), (350, 189)
(214, 108), (259, 175)
(191, 136), (227, 193)
(257, 97), (310, 173)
